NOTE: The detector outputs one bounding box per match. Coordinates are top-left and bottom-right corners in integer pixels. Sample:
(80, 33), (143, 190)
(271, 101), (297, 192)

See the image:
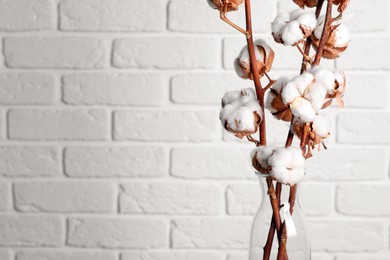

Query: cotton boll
(311, 68), (336, 93)
(272, 9), (316, 46)
(270, 166), (291, 185)
(289, 9), (305, 20)
(252, 146), (276, 170)
(280, 21), (304, 46)
(293, 72), (314, 94)
(296, 12), (317, 30)
(268, 147), (293, 169)
(222, 90), (241, 107)
(220, 88), (262, 137)
(312, 115), (330, 138)
(287, 147), (305, 167)
(290, 97), (316, 123)
(305, 83), (327, 111)
(333, 23), (351, 47)
(268, 147), (305, 186)
(241, 88), (257, 98)
(282, 81), (300, 104)
(334, 70), (347, 94)
(227, 107), (256, 132)
(271, 12), (290, 33)
(273, 76), (290, 94)
(286, 167), (305, 185)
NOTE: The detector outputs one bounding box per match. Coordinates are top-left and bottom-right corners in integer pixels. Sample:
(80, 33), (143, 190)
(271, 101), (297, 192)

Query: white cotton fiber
(271, 9), (316, 46)
(290, 97), (316, 123)
(251, 146), (276, 170)
(305, 82), (327, 111)
(312, 115), (330, 138)
(268, 147), (305, 185)
(220, 88), (262, 135)
(311, 68), (336, 93)
(282, 81), (300, 104)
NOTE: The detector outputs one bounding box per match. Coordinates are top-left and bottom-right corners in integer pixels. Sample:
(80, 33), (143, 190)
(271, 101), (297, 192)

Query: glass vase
(249, 175), (311, 260)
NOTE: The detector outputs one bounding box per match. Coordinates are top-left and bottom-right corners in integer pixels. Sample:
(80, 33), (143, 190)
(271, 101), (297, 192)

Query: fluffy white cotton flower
(251, 146), (276, 173)
(312, 115), (330, 138)
(290, 97), (317, 122)
(235, 39), (275, 80)
(265, 76), (294, 122)
(220, 88), (262, 138)
(312, 16), (351, 59)
(280, 70), (345, 122)
(267, 147), (305, 186)
(310, 68), (336, 94)
(207, 0), (244, 12)
(271, 9), (317, 46)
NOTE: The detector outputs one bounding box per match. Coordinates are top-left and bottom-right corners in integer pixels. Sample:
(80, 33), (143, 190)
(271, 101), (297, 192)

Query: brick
(0, 0), (54, 31)
(67, 218), (168, 249)
(306, 148), (386, 181)
(60, 0), (164, 32)
(343, 0), (388, 32)
(0, 73), (55, 105)
(120, 183), (222, 214)
(169, 0), (274, 33)
(171, 73), (254, 104)
(172, 218), (251, 249)
(0, 146), (60, 177)
(0, 251), (9, 260)
(0, 182), (9, 211)
(14, 182), (115, 213)
(113, 38), (218, 69)
(309, 220), (383, 252)
(336, 255), (390, 260)
(65, 146), (168, 178)
(223, 37), (333, 71)
(171, 147), (254, 179)
(300, 183), (333, 216)
(312, 253), (334, 260)
(227, 184), (261, 215)
(63, 73), (165, 106)
(227, 252), (248, 260)
(8, 109), (108, 141)
(16, 251), (115, 260)
(4, 37), (108, 69)
(338, 113), (390, 144)
(337, 38), (390, 70)
(343, 73), (387, 108)
(114, 110), (219, 142)
(121, 251), (225, 260)
(0, 216), (61, 247)
(336, 184), (390, 216)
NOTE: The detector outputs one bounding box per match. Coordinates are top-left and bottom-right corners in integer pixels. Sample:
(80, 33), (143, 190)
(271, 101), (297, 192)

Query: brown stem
(266, 178), (282, 232)
(263, 182), (282, 259)
(219, 5), (248, 35)
(275, 2), (327, 258)
(313, 0), (333, 66)
(244, 0), (266, 145)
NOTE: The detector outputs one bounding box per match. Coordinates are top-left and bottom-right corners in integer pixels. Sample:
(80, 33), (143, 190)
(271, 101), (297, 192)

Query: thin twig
(244, 0), (266, 145)
(313, 0), (333, 65)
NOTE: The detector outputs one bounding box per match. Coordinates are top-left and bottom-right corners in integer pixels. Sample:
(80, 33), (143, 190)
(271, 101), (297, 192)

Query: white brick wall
(0, 0), (389, 259)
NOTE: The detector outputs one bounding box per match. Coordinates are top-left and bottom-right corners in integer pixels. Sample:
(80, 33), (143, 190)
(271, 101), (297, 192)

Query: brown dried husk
(224, 111), (262, 139)
(293, 0), (318, 8)
(251, 151), (271, 174)
(292, 0), (349, 13)
(293, 122), (329, 155)
(333, 0), (350, 13)
(269, 89), (293, 122)
(210, 0), (244, 12)
(239, 45), (275, 80)
(310, 24), (349, 59)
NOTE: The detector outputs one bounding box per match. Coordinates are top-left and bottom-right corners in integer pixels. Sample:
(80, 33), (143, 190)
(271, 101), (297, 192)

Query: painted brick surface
(0, 0), (388, 258)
